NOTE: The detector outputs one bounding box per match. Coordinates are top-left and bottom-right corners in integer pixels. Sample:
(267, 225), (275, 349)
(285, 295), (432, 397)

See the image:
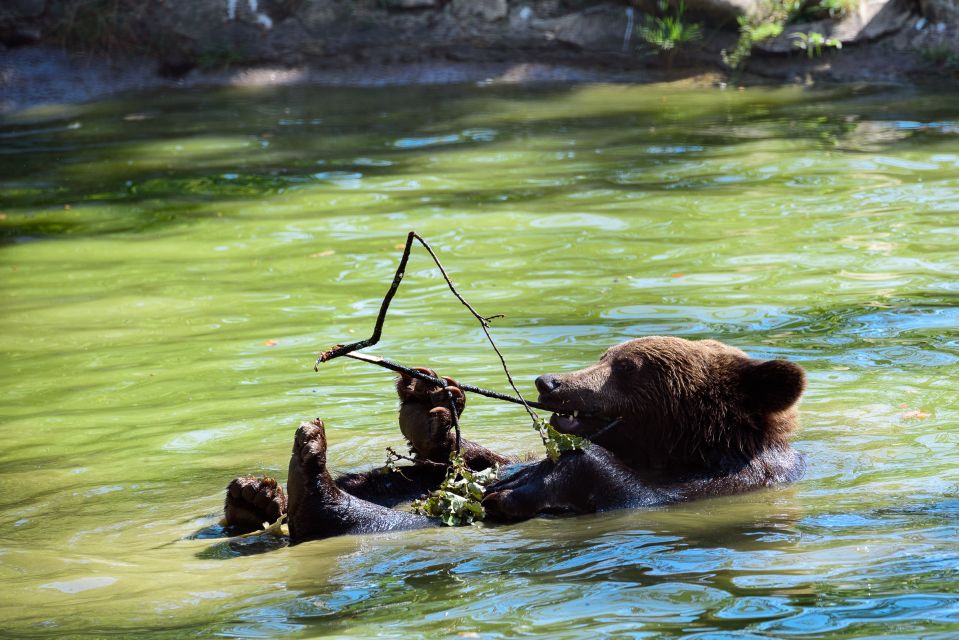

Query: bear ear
(740, 359), (806, 414)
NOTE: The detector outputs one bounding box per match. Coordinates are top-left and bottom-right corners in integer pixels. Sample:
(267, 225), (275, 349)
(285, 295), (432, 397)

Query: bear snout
(535, 374), (562, 395)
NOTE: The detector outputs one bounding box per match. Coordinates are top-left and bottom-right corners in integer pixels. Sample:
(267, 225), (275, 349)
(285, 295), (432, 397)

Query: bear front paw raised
(397, 368), (466, 461)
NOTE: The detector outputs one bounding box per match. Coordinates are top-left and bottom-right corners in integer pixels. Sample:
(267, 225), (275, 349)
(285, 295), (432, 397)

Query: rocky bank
(1, 0), (957, 112)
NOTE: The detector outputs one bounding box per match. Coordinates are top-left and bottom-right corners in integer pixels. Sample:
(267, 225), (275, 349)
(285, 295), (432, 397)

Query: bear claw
(396, 368), (440, 402)
(292, 418), (327, 471)
(398, 370), (466, 461)
(224, 474), (287, 533)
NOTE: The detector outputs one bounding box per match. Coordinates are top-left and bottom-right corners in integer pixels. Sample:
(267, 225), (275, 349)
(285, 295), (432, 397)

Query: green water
(1, 82), (958, 638)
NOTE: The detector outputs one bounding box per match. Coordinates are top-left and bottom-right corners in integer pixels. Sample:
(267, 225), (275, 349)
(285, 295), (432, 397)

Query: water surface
(1, 83), (958, 638)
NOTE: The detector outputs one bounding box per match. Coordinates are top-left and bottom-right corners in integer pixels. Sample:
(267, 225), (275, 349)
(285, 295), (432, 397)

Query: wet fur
(224, 337), (807, 542)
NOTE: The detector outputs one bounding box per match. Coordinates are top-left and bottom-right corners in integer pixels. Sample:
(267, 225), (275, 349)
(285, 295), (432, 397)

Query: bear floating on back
(224, 336), (807, 541)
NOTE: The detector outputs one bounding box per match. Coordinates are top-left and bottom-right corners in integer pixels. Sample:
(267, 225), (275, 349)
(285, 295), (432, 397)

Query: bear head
(535, 336), (805, 472)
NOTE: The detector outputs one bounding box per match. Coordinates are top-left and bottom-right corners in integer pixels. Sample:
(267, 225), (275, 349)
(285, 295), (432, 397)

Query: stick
(314, 231), (418, 367)
(314, 231), (547, 449)
(314, 232), (502, 367)
(445, 387), (462, 454)
(344, 352), (557, 413)
(385, 446), (447, 469)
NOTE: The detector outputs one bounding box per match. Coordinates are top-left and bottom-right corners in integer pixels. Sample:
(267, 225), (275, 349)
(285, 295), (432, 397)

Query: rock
(637, 0), (766, 22)
(757, 0), (914, 53)
(386, 0), (439, 9)
(538, 4), (630, 51)
(0, 0), (47, 45)
(892, 12), (958, 56)
(919, 0), (959, 22)
(451, 0), (508, 22)
(4, 0), (46, 18)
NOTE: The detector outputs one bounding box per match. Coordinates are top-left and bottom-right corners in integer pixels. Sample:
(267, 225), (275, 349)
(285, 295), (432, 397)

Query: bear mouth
(549, 411), (607, 438)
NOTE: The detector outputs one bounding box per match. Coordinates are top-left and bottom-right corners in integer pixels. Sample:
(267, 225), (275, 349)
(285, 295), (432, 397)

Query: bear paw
(482, 464), (549, 522)
(292, 418), (328, 473)
(397, 368), (465, 462)
(224, 475), (287, 533)
(286, 419), (340, 509)
(396, 367), (466, 409)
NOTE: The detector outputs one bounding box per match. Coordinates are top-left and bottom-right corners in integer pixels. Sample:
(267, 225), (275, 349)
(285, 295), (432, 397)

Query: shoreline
(0, 38), (949, 115)
(2, 0), (956, 114)
(0, 46), (716, 114)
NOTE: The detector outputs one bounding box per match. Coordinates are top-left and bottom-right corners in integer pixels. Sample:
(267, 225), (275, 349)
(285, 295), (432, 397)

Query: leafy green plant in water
(411, 455), (500, 526)
(790, 31), (842, 58)
(638, 0), (703, 69)
(536, 418), (590, 463)
(405, 421), (588, 526)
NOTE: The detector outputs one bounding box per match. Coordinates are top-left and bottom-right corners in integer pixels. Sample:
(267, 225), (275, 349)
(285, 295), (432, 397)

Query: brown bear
(223, 336), (806, 542)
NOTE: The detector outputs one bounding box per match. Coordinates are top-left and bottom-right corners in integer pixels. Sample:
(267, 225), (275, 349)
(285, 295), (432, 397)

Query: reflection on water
(1, 83), (958, 637)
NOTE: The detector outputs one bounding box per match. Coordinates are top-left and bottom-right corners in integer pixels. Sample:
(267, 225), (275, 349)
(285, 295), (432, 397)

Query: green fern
(638, 0), (703, 66)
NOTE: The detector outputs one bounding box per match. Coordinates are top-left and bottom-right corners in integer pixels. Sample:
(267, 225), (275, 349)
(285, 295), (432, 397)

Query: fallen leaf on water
(311, 250), (335, 257)
(671, 272), (685, 278)
(898, 403), (909, 408)
(394, 244), (406, 250)
(901, 410), (929, 419)
(263, 339), (278, 347)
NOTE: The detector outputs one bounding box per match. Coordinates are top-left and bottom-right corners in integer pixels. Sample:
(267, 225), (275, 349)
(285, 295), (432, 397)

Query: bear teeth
(573, 410), (579, 418)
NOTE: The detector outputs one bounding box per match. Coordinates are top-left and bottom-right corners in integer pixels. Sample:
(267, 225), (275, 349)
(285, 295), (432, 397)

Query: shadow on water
(2, 83), (958, 245)
(187, 520), (290, 559)
(194, 534), (290, 559)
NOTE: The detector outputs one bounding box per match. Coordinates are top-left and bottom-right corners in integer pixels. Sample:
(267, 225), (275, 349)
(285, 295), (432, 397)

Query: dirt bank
(0, 45), (730, 113)
(1, 0), (956, 113)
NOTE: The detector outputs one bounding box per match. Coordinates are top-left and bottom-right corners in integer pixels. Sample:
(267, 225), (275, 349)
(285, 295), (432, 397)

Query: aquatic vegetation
(411, 455), (500, 526)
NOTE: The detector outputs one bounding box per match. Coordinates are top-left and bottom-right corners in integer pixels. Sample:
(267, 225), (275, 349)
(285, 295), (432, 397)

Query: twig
(314, 231), (418, 367)
(445, 387), (462, 454)
(385, 446), (448, 469)
(344, 351), (558, 413)
(406, 235), (540, 426)
(315, 231), (546, 448)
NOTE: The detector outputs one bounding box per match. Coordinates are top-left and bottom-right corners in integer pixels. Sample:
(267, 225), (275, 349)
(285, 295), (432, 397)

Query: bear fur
(223, 336), (806, 542)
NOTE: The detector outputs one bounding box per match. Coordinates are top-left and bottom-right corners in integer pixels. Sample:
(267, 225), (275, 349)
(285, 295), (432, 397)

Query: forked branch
(314, 231), (548, 450)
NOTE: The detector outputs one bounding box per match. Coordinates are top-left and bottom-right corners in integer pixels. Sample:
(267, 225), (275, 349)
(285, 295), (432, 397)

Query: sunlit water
(2, 83), (958, 638)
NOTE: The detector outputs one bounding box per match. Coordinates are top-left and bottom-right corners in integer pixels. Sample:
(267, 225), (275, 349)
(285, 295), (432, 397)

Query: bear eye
(612, 359), (638, 375)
